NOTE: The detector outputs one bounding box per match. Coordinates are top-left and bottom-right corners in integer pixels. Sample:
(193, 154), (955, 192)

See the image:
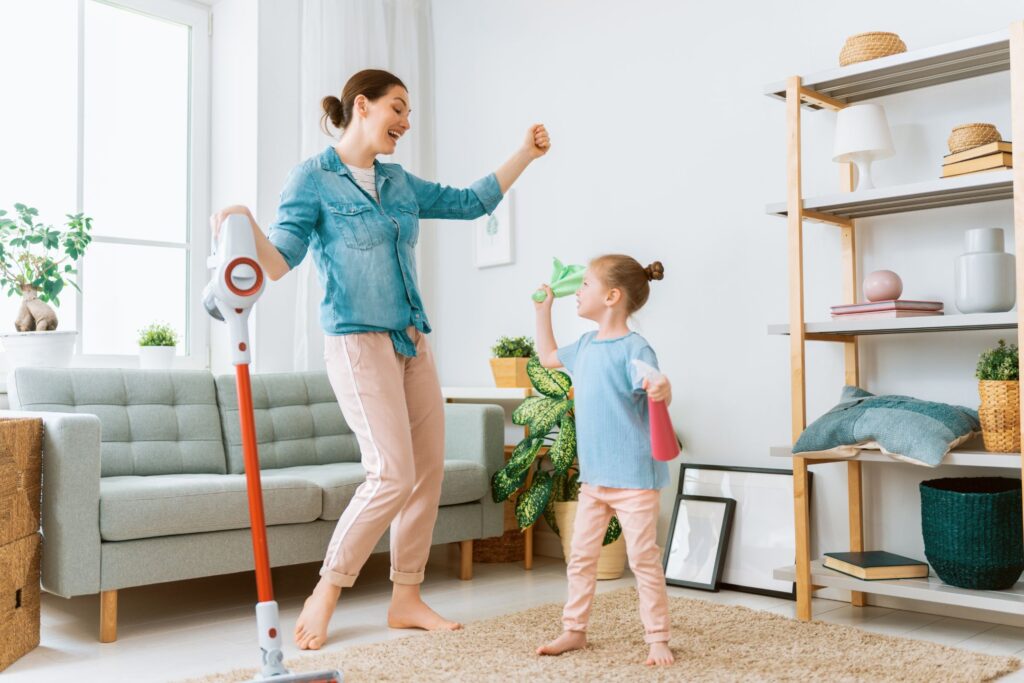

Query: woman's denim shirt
(269, 146), (503, 356)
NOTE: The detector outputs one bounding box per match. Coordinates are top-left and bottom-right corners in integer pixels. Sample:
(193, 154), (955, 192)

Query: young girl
(534, 254), (674, 667)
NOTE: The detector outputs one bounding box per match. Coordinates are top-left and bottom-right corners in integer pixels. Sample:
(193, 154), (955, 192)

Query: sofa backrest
(10, 367), (227, 477)
(214, 371), (360, 473)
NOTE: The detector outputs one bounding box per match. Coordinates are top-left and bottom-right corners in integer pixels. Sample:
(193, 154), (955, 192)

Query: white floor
(7, 550), (1024, 683)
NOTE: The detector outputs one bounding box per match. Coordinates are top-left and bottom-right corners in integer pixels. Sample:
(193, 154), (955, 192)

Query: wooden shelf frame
(770, 21), (1024, 623)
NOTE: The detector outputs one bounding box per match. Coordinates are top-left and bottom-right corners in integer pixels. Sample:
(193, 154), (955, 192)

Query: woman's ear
(354, 94), (368, 117)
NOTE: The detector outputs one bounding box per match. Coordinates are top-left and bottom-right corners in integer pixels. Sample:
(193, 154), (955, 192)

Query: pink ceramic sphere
(863, 270), (903, 302)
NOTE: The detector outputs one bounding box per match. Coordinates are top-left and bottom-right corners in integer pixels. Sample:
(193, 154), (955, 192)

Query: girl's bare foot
(645, 642), (674, 666)
(386, 583), (462, 631)
(294, 578), (341, 650)
(536, 630), (587, 656)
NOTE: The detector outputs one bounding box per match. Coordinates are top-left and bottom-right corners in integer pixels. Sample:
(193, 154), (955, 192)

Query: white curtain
(293, 0), (436, 370)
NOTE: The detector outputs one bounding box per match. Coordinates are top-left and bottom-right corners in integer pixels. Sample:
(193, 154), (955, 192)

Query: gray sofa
(6, 366), (504, 642)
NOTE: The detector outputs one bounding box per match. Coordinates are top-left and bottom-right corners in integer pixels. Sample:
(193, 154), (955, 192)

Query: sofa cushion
(99, 473), (322, 541)
(216, 372), (361, 473)
(10, 367), (227, 477)
(262, 459), (490, 521)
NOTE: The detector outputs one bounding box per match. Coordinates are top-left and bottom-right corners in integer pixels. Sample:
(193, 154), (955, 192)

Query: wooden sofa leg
(459, 540), (473, 580)
(100, 590), (118, 643)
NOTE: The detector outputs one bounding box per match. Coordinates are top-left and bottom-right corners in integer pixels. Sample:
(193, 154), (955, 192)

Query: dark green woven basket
(920, 477), (1023, 590)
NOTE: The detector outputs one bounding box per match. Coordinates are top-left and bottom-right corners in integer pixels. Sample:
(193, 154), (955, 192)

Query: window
(0, 0), (209, 365)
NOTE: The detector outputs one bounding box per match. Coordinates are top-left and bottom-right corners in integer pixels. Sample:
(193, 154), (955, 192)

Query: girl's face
(358, 85), (411, 155)
(576, 267), (615, 321)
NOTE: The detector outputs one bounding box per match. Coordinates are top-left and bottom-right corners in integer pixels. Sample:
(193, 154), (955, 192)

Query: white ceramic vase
(139, 345), (176, 370)
(0, 330), (77, 369)
(955, 228), (1015, 314)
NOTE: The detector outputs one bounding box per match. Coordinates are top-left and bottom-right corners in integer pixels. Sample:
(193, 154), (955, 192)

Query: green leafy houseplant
(976, 340), (1019, 381)
(138, 323), (179, 347)
(0, 204), (93, 331)
(491, 335), (536, 358)
(490, 356), (622, 545)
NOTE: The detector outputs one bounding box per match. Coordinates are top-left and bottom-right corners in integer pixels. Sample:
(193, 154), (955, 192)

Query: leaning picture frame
(677, 464), (812, 599)
(663, 495), (736, 591)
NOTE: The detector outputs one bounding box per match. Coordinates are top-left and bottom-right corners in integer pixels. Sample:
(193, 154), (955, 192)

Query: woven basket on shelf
(920, 477), (1024, 590)
(948, 123), (1002, 154)
(839, 32), (907, 66)
(978, 380), (1020, 453)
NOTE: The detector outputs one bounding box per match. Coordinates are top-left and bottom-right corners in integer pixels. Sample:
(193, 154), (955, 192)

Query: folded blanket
(793, 386), (980, 467)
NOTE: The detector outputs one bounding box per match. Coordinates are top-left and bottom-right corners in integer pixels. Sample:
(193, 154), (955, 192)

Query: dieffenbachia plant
(490, 356), (622, 545)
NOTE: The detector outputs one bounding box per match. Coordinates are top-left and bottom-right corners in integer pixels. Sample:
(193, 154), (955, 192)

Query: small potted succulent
(976, 339), (1020, 452)
(138, 322), (179, 370)
(489, 335), (535, 388)
(0, 204), (92, 369)
(491, 357), (626, 579)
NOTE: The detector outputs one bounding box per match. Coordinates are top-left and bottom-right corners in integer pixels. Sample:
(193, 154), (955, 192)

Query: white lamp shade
(833, 103), (895, 162)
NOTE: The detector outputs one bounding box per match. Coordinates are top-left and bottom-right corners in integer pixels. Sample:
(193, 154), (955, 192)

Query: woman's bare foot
(294, 578), (341, 650)
(386, 584), (462, 631)
(645, 642), (674, 666)
(536, 630), (587, 656)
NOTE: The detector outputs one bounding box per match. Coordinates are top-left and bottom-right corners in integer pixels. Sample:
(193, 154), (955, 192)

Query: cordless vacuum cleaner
(203, 214), (343, 683)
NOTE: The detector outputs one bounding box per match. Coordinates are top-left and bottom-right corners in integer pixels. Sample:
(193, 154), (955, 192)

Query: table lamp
(833, 103), (895, 190)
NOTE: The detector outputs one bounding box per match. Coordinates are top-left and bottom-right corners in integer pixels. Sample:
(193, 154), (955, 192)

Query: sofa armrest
(443, 403), (505, 538)
(2, 410), (102, 597)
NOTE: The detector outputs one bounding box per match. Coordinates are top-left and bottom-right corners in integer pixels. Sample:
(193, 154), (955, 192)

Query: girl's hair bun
(644, 261), (665, 282)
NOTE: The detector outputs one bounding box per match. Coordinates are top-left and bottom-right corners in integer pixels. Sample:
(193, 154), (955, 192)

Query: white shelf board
(774, 561), (1024, 615)
(767, 311), (1017, 337)
(764, 29), (1010, 107)
(770, 445), (1021, 469)
(442, 386), (536, 400)
(766, 170), (1013, 220)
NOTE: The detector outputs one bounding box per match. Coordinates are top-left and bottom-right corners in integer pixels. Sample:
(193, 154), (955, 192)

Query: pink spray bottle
(632, 359), (680, 462)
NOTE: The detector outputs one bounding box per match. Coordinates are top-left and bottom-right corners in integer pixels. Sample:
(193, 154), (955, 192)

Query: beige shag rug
(185, 588), (1020, 682)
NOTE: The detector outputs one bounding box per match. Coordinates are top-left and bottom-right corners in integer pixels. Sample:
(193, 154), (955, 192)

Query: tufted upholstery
(215, 371), (360, 473)
(10, 367), (226, 477)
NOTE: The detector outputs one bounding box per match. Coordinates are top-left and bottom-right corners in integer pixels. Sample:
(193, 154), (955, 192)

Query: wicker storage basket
(0, 419), (43, 547)
(948, 123), (1002, 154)
(978, 380), (1020, 453)
(473, 446), (525, 563)
(0, 533), (40, 671)
(839, 32), (907, 66)
(920, 477), (1024, 590)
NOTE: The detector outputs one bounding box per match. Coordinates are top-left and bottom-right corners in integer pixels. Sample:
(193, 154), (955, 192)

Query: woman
(211, 69), (549, 651)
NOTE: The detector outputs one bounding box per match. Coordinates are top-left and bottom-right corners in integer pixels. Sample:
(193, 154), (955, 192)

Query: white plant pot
(0, 330), (77, 369)
(138, 346), (177, 370)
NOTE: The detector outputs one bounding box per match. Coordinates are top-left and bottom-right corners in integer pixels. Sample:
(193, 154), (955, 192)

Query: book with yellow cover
(823, 551), (929, 580)
(941, 152), (1013, 178)
(943, 140), (1013, 165)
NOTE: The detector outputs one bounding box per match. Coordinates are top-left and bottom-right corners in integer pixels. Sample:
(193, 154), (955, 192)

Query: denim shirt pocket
(395, 205), (420, 246)
(327, 202), (386, 250)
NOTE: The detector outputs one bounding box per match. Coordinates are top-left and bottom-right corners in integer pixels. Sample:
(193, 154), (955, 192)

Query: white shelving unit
(767, 22), (1024, 622)
(769, 445), (1021, 469)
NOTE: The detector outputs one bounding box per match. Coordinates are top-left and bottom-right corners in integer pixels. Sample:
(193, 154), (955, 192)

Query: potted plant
(489, 335), (536, 388)
(138, 323), (179, 370)
(0, 204), (92, 369)
(491, 357), (627, 579)
(976, 339), (1020, 452)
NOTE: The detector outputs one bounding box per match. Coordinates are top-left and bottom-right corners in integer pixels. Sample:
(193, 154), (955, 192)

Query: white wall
(428, 0), (1022, 609)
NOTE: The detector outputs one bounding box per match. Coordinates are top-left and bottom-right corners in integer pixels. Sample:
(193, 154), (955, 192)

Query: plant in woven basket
(975, 340), (1020, 453)
(491, 335), (535, 358)
(490, 356), (622, 545)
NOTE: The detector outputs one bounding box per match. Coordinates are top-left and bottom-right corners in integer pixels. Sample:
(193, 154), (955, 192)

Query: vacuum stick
(204, 214), (343, 682)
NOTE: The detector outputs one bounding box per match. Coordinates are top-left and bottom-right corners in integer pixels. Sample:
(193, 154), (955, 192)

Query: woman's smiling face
(359, 85), (411, 155)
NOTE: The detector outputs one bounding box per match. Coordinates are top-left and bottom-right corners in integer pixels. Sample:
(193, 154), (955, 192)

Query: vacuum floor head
(253, 670), (343, 683)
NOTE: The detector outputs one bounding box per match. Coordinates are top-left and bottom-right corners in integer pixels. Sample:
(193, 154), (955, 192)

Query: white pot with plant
(490, 335), (535, 388)
(138, 323), (179, 370)
(0, 204), (92, 369)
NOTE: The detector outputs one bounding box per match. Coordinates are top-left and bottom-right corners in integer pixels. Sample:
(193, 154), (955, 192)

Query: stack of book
(831, 299), (942, 320)
(941, 140), (1013, 178)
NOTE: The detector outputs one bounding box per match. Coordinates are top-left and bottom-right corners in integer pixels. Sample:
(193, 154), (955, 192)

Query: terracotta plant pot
(978, 380), (1021, 453)
(554, 501), (627, 580)
(490, 357), (531, 388)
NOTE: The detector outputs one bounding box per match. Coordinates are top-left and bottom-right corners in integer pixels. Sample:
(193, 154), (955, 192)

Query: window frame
(68, 0), (211, 370)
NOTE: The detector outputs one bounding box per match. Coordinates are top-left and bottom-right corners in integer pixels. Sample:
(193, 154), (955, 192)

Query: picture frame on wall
(663, 495), (736, 591)
(678, 464), (812, 599)
(474, 189), (514, 268)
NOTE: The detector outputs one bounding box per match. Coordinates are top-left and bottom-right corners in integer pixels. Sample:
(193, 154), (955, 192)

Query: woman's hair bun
(644, 261), (665, 282)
